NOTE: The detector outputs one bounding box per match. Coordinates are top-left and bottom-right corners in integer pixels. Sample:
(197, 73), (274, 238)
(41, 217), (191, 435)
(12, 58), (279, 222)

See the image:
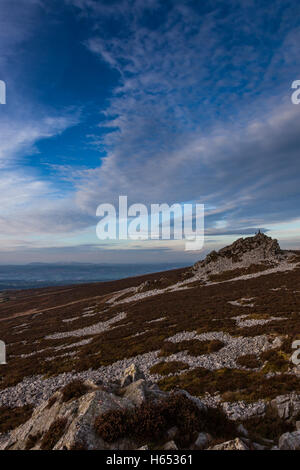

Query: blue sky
(0, 0), (300, 264)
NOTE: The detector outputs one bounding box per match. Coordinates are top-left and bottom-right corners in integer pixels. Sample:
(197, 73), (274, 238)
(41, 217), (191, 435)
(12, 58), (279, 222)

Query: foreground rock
(0, 365), (236, 451)
(279, 431), (300, 450)
(1, 365), (299, 451)
(209, 438), (249, 451)
(0, 367), (210, 450)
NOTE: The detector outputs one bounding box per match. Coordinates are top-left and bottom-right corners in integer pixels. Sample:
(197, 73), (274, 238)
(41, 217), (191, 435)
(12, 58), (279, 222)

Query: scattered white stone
(45, 312), (127, 340)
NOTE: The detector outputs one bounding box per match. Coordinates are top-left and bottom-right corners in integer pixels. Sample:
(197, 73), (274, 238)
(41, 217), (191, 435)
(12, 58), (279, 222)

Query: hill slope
(1, 234), (300, 448)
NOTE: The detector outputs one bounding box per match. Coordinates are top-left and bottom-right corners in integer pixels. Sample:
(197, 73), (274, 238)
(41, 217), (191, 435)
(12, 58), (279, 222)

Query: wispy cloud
(68, 0), (300, 233)
(1, 0), (300, 261)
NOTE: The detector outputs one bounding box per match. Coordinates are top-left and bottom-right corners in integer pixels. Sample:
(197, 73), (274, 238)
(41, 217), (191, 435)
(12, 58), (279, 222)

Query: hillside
(1, 233), (300, 450)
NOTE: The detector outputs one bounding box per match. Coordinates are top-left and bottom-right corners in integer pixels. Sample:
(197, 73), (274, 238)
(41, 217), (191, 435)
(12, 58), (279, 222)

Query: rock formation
(1, 365), (300, 451)
(193, 232), (286, 276)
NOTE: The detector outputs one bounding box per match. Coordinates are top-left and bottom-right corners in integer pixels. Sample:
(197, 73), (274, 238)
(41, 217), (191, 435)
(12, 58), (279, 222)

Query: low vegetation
(241, 407), (295, 442)
(40, 417), (68, 450)
(94, 393), (236, 448)
(25, 432), (42, 450)
(159, 368), (300, 402)
(158, 339), (225, 357)
(1, 257), (300, 402)
(149, 361), (189, 375)
(236, 354), (262, 369)
(61, 380), (90, 402)
(0, 405), (33, 433)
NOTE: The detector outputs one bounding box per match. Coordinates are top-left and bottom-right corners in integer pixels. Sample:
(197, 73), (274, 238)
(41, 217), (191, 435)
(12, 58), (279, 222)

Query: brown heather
(149, 361), (189, 375)
(61, 379), (90, 402)
(94, 393), (236, 448)
(40, 417), (68, 450)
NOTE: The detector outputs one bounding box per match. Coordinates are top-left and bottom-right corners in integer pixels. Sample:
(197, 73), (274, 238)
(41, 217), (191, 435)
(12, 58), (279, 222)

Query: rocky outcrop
(270, 393), (300, 421)
(0, 367), (211, 451)
(279, 431), (300, 450)
(1, 365), (299, 451)
(193, 232), (286, 276)
(208, 437), (249, 450)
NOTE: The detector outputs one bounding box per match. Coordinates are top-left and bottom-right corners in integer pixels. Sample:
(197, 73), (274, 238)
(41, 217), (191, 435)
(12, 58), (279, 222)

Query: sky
(0, 0), (300, 264)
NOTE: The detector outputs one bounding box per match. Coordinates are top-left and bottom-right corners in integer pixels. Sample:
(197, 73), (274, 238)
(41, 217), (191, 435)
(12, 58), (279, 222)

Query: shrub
(40, 417), (68, 450)
(94, 408), (131, 443)
(242, 407), (294, 441)
(159, 367), (300, 402)
(94, 393), (236, 448)
(61, 380), (89, 402)
(236, 354), (261, 369)
(149, 361), (188, 375)
(25, 432), (42, 450)
(260, 349), (289, 373)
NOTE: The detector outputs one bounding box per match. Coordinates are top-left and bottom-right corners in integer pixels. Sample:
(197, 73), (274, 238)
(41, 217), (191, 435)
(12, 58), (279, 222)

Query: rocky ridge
(193, 232), (288, 277)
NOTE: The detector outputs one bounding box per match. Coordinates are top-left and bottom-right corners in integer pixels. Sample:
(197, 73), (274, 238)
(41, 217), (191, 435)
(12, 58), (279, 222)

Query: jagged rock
(0, 383), (136, 450)
(194, 432), (212, 449)
(0, 374), (209, 451)
(121, 364), (145, 387)
(271, 393), (300, 421)
(209, 438), (249, 450)
(177, 389), (206, 411)
(222, 399), (266, 421)
(279, 431), (300, 450)
(123, 379), (146, 406)
(162, 440), (178, 450)
(193, 232), (285, 276)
